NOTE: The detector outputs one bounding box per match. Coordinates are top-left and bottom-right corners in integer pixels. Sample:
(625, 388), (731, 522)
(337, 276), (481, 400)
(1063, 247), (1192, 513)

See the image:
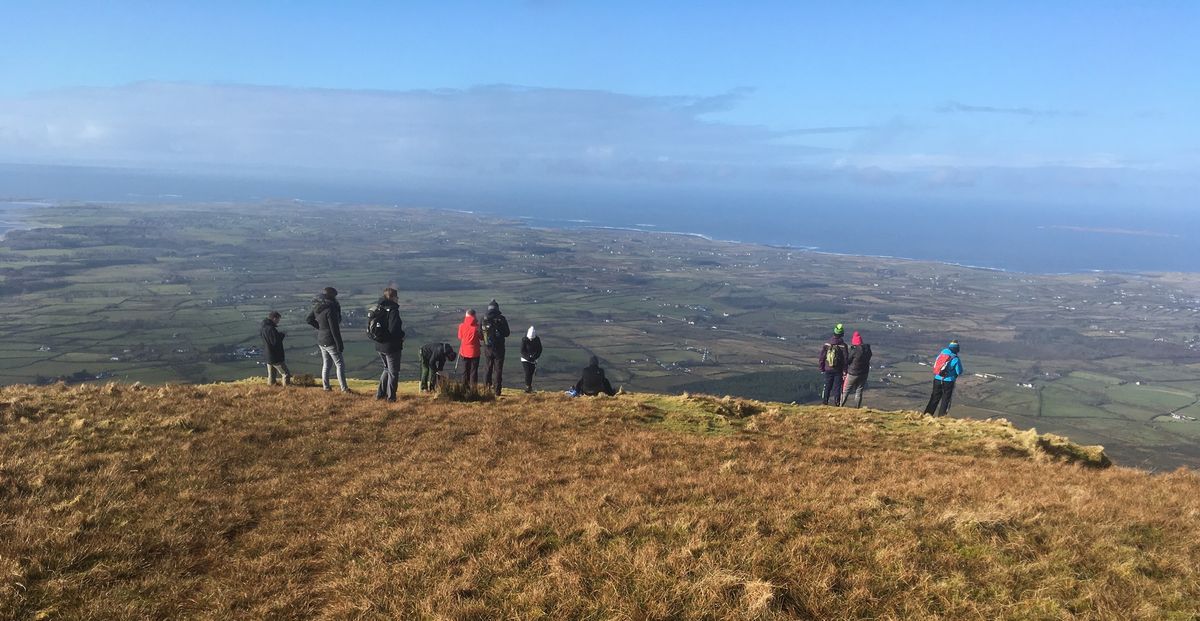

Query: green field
(3, 201), (1200, 468)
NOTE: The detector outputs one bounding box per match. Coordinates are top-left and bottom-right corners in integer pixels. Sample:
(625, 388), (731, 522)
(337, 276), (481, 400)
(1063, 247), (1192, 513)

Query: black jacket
(481, 307), (511, 356)
(575, 357), (615, 396)
(372, 298), (405, 354)
(847, 344), (872, 376)
(520, 336), (543, 364)
(259, 319), (286, 364)
(306, 295), (344, 350)
(419, 342), (457, 372)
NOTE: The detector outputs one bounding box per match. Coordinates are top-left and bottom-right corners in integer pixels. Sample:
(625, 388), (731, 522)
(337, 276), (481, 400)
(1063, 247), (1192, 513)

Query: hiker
(574, 355), (616, 396)
(817, 323), (849, 405)
(924, 340), (963, 416)
(457, 309), (481, 387)
(259, 311), (291, 386)
(369, 287), (405, 402)
(306, 287), (349, 392)
(481, 299), (512, 396)
(840, 331), (872, 408)
(418, 342), (457, 392)
(520, 326), (543, 393)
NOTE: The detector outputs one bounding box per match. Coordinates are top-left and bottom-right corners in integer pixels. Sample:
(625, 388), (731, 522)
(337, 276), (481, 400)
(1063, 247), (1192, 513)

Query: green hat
(834, 323), (845, 336)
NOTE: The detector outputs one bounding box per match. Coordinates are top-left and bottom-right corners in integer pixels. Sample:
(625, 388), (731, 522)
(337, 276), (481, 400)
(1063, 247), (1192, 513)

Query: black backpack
(366, 303), (391, 343)
(481, 316), (501, 347)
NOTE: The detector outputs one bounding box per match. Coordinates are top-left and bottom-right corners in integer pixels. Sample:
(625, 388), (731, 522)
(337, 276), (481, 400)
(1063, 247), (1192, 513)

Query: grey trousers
(840, 373), (867, 408)
(319, 345), (348, 391)
(266, 362), (291, 386)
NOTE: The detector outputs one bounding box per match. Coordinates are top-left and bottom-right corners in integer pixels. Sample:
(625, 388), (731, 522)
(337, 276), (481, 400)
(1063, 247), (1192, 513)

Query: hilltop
(2, 382), (1198, 619)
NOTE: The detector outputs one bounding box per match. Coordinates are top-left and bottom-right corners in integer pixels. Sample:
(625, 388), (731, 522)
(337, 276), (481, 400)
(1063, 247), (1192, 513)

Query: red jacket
(457, 316), (481, 358)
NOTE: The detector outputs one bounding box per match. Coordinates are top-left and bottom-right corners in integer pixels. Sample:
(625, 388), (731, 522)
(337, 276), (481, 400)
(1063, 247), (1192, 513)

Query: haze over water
(2, 164), (1193, 275)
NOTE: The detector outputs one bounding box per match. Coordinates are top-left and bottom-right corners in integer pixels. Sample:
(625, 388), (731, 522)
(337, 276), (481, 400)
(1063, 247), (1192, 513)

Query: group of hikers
(816, 323), (963, 415)
(261, 288), (962, 414)
(258, 287), (618, 400)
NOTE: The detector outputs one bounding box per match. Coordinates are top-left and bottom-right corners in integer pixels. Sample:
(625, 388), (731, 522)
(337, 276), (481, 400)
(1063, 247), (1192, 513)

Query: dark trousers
(522, 361), (536, 391)
(376, 351), (400, 401)
(924, 379), (956, 416)
(485, 353), (505, 395)
(419, 358), (440, 391)
(461, 356), (479, 387)
(821, 370), (843, 405)
(841, 373), (867, 408)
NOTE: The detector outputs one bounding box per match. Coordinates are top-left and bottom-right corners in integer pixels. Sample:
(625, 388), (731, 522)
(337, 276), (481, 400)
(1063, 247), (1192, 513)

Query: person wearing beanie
(481, 299), (511, 396)
(305, 286), (349, 393)
(371, 287), (405, 402)
(818, 324), (850, 405)
(520, 326), (543, 393)
(840, 331), (873, 407)
(457, 310), (482, 387)
(924, 340), (964, 416)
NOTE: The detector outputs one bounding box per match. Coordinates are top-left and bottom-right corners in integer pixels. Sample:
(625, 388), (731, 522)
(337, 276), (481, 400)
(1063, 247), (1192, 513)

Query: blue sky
(1, 1), (1197, 208)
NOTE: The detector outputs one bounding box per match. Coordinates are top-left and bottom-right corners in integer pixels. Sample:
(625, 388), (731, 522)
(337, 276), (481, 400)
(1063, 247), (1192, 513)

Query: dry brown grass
(1, 382), (1198, 620)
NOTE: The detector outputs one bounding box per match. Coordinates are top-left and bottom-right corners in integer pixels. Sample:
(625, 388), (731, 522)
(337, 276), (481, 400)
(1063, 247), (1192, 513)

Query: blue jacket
(934, 348), (963, 382)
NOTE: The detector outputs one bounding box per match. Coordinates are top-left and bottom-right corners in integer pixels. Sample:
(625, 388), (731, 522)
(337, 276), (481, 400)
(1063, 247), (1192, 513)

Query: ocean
(0, 163), (1193, 274)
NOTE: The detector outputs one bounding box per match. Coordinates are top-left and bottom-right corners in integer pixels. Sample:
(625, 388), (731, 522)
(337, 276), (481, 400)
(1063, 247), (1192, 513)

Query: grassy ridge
(1, 383), (1197, 619)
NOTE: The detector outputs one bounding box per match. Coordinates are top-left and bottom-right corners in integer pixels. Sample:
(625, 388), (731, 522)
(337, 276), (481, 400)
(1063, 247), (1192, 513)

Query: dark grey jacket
(305, 296), (344, 350)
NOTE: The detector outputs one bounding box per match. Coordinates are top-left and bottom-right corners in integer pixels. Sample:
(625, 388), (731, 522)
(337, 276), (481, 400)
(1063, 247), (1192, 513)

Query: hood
(261, 318), (275, 328)
(461, 315), (478, 327)
(527, 326), (537, 339)
(828, 335), (845, 345)
(443, 343), (458, 360)
(587, 355), (600, 368)
(942, 347), (958, 357)
(851, 332), (863, 346)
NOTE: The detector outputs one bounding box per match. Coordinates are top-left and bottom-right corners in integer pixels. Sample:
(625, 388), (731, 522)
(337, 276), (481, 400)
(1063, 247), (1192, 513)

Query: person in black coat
(305, 287), (348, 392)
(481, 299), (511, 396)
(259, 311), (290, 386)
(369, 287), (405, 401)
(519, 326), (543, 393)
(418, 342), (457, 392)
(575, 356), (616, 396)
(840, 331), (873, 408)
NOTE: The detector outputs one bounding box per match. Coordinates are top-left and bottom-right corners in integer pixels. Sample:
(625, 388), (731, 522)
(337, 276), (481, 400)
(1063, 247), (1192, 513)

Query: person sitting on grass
(574, 356), (616, 397)
(260, 311), (290, 386)
(418, 342), (457, 392)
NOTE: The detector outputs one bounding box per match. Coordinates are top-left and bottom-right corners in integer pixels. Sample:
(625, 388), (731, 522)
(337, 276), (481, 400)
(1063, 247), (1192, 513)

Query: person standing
(369, 287), (405, 402)
(418, 342), (457, 392)
(840, 331), (872, 408)
(817, 324), (849, 406)
(260, 311), (291, 386)
(457, 309), (481, 387)
(924, 340), (963, 416)
(306, 286), (349, 393)
(520, 326), (543, 393)
(481, 300), (511, 396)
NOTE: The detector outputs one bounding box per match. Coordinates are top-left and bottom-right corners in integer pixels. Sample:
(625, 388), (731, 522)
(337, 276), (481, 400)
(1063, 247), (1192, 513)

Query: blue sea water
(0, 163), (1194, 274)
